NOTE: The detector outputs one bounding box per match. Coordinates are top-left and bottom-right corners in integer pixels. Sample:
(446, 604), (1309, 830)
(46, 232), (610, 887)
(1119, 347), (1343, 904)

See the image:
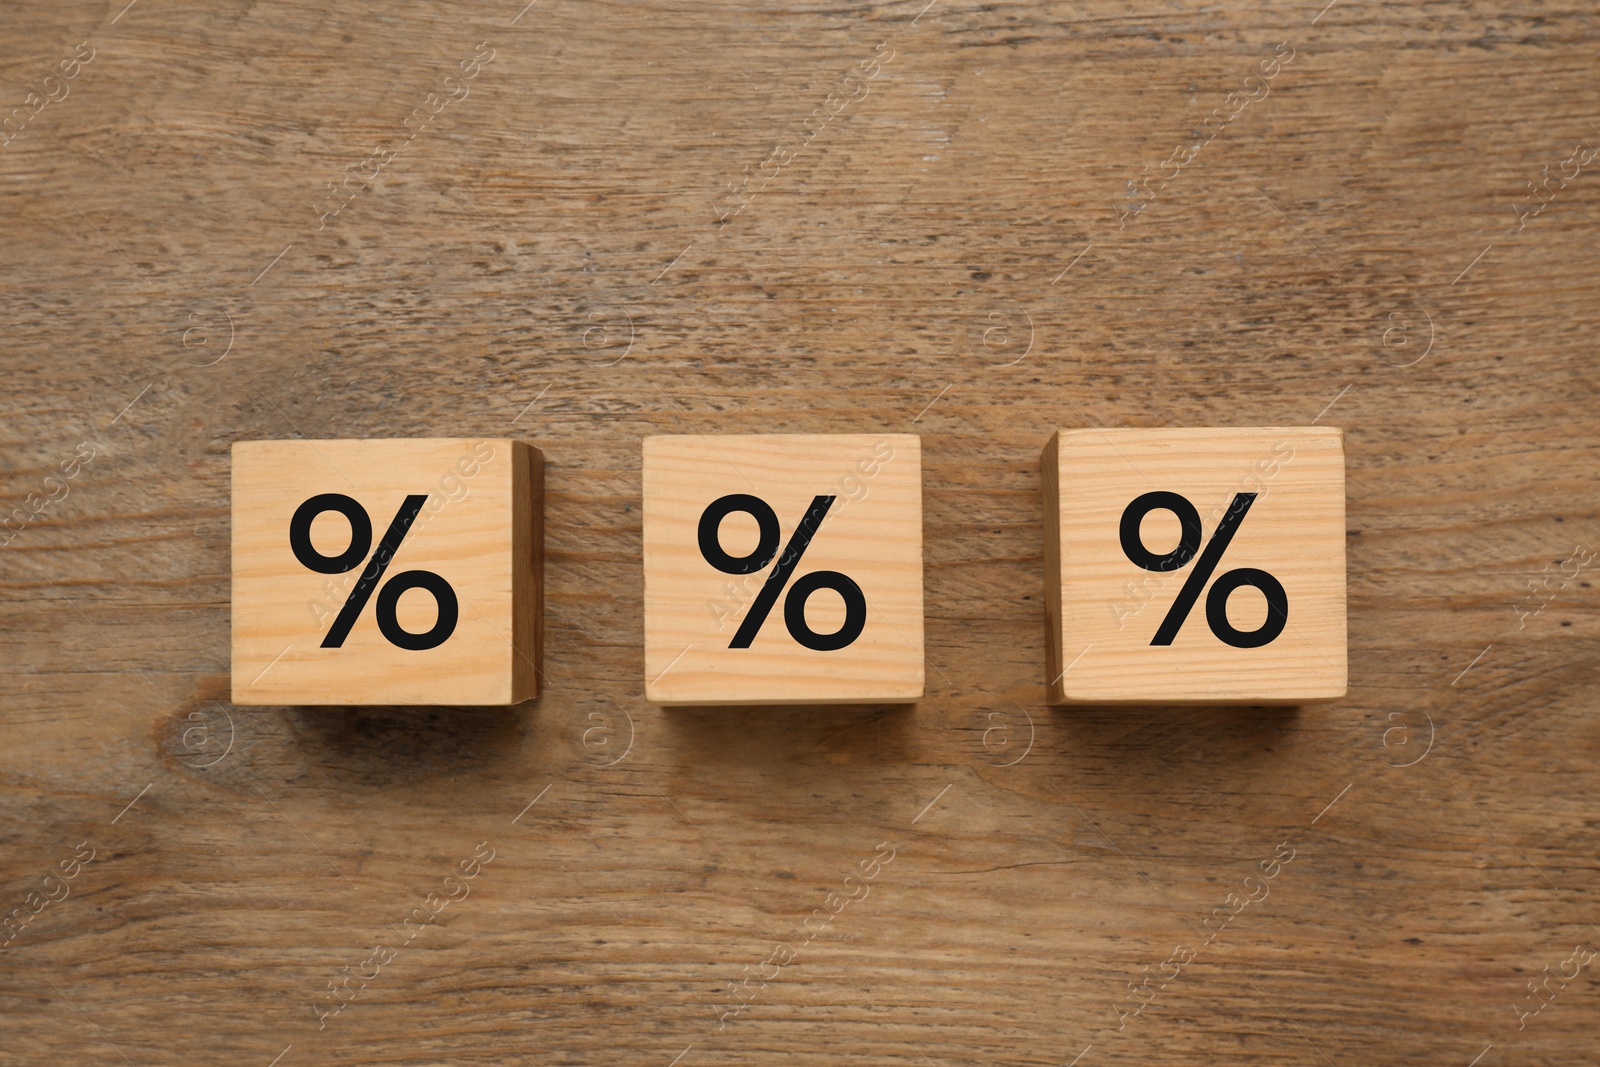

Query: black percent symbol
(290, 493), (458, 651)
(1120, 491), (1287, 648)
(698, 493), (866, 651)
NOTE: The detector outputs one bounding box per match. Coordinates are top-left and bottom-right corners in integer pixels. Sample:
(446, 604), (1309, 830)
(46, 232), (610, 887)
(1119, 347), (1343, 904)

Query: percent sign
(290, 493), (458, 650)
(698, 494), (866, 650)
(1120, 491), (1287, 648)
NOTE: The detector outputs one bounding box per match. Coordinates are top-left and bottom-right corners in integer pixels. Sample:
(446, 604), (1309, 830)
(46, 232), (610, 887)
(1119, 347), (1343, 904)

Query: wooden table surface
(3, 1), (1597, 1064)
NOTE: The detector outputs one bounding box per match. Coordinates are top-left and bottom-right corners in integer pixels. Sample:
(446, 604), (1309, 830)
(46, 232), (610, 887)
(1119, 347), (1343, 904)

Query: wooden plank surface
(2, 0), (1597, 1064)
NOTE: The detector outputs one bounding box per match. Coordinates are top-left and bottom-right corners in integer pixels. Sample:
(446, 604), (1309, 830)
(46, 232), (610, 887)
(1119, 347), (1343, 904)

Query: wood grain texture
(2, 0), (1598, 1065)
(643, 433), (922, 705)
(1044, 427), (1346, 704)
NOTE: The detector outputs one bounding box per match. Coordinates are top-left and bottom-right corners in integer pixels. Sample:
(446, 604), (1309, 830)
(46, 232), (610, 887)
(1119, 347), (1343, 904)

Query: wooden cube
(643, 434), (923, 705)
(232, 438), (541, 706)
(1042, 427), (1346, 705)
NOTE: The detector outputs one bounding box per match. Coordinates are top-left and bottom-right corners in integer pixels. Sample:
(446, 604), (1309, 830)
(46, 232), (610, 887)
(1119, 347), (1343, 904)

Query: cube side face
(510, 442), (543, 702)
(1041, 433), (1068, 704)
(231, 439), (523, 706)
(643, 434), (924, 705)
(1049, 427), (1347, 705)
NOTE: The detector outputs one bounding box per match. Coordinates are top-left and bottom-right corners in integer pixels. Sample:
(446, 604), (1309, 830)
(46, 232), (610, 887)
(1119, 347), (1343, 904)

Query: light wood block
(1043, 427), (1346, 705)
(232, 438), (541, 705)
(643, 434), (923, 705)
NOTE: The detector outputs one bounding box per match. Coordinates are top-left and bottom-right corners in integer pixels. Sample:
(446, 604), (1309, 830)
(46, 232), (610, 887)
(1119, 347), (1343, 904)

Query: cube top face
(1044, 427), (1347, 705)
(642, 434), (924, 705)
(232, 438), (540, 706)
